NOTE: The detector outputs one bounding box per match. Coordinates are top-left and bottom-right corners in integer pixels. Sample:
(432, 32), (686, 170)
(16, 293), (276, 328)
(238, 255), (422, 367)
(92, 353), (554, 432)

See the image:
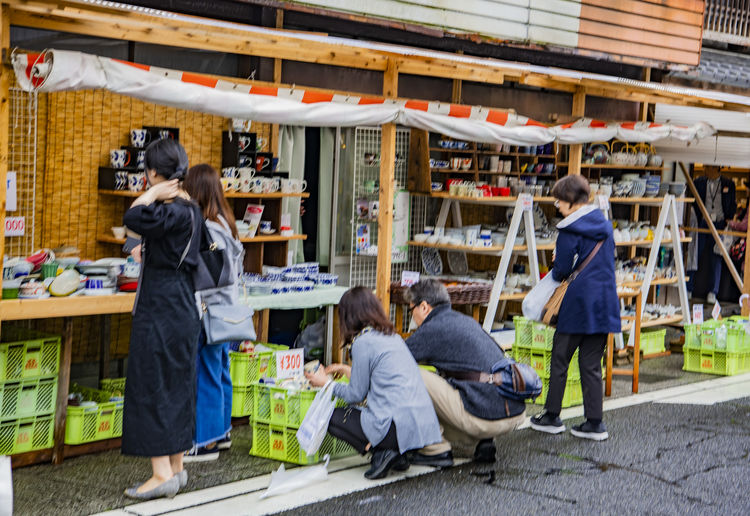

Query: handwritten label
(275, 348), (304, 379)
(5, 216), (25, 237)
(401, 270), (420, 287)
(712, 301), (722, 320)
(520, 193), (533, 211)
(6, 171), (16, 211)
(692, 304), (703, 325)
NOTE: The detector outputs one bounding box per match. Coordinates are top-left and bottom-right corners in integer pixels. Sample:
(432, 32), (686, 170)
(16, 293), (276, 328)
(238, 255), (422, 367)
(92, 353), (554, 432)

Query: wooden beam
(376, 59), (398, 313)
(680, 162), (743, 290)
(639, 67), (651, 122)
(451, 51), (463, 104)
(0, 4), (10, 295)
(568, 88), (586, 175)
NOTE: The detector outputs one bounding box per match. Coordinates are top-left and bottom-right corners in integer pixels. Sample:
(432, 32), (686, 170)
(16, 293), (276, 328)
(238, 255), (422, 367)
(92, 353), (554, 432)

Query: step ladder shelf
(621, 315), (684, 332)
(408, 240), (555, 255)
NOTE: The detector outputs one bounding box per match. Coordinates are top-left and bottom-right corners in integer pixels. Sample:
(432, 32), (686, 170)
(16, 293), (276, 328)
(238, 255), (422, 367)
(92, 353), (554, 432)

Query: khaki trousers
(420, 369), (525, 455)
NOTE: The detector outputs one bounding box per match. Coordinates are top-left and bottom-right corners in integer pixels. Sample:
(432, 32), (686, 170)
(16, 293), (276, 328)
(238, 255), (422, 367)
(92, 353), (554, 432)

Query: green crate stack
(512, 317), (532, 364)
(65, 383), (124, 445)
(684, 320), (750, 375)
(534, 378), (583, 408)
(229, 343), (290, 417)
(0, 327), (61, 455)
(530, 348), (580, 380)
(626, 329), (666, 356)
(100, 377), (126, 395)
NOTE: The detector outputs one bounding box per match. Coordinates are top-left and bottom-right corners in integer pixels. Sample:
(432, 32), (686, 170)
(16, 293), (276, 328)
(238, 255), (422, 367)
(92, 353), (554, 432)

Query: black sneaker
(217, 433), (231, 451)
(406, 450), (454, 468)
(571, 420), (609, 441)
(183, 444), (220, 462)
(529, 411), (565, 434)
(473, 439), (496, 463)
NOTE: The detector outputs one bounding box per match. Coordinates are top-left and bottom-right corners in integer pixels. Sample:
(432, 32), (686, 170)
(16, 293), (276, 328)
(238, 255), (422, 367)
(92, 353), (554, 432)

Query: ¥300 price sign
(275, 348), (304, 379)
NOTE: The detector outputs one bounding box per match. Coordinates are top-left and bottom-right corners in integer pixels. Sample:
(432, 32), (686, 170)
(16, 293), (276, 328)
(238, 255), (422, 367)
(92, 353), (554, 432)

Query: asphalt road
(281, 397), (750, 515)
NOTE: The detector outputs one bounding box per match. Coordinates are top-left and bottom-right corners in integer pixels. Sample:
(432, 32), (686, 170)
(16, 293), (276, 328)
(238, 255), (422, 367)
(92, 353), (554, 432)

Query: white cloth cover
(522, 273), (562, 322)
(13, 49), (715, 146)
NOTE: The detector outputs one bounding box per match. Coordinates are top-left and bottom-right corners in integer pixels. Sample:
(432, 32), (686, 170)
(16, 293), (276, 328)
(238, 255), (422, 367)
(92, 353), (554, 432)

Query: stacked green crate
(511, 319), (583, 408)
(229, 343), (290, 417)
(65, 383), (124, 444)
(694, 319), (750, 375)
(625, 328), (667, 356)
(0, 327), (61, 455)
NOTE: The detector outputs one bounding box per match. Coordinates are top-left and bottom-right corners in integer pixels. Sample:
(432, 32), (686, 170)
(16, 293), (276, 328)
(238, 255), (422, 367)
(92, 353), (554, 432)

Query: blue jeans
(194, 332), (232, 447)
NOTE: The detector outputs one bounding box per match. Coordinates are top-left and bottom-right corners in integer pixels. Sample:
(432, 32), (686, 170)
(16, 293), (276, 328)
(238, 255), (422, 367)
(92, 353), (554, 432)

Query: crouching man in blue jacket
(404, 279), (526, 466)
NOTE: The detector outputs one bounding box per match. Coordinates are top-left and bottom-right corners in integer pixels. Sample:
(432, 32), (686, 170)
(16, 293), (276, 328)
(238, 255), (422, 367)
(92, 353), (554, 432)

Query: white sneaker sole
(529, 421), (566, 434)
(570, 429), (609, 441)
(217, 441), (231, 451)
(183, 452), (220, 463)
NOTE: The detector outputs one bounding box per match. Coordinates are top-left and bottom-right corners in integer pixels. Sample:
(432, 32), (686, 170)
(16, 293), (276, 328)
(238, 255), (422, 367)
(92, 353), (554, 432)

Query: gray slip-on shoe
(124, 475), (180, 500)
(130, 470), (187, 490)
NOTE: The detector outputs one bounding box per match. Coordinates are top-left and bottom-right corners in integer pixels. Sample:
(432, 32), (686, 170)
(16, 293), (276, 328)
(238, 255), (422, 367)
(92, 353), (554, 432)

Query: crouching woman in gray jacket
(306, 287), (442, 479)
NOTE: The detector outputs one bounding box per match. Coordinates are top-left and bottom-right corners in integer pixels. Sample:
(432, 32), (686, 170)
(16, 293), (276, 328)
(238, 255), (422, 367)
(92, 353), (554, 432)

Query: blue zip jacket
(552, 205), (621, 335)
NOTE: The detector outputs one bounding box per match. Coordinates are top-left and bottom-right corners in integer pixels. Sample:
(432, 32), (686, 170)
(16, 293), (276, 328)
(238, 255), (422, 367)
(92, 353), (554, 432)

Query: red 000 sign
(5, 216), (25, 236)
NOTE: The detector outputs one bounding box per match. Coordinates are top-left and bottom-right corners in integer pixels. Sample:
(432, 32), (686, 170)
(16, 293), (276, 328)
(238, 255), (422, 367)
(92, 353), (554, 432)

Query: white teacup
(130, 129), (150, 148)
(110, 149), (131, 168)
(111, 226), (126, 239)
(238, 167), (255, 193)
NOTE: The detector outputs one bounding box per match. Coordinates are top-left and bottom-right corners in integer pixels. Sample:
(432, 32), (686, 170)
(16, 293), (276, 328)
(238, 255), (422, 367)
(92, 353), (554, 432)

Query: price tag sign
(4, 216), (24, 237)
(692, 304), (703, 325)
(520, 193), (533, 211)
(6, 171), (17, 211)
(401, 270), (420, 287)
(596, 195), (610, 211)
(275, 348), (304, 379)
(711, 301), (722, 321)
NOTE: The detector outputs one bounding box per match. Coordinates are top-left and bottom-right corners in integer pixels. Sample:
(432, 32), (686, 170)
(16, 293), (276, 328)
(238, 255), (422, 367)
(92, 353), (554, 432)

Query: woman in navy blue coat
(530, 175), (620, 441)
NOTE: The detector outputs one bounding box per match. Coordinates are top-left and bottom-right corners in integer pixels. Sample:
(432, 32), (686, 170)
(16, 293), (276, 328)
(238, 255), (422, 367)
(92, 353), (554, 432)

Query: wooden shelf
(615, 238), (691, 247)
(98, 189), (309, 199)
(608, 197), (693, 204)
(428, 147), (474, 153)
(476, 152), (556, 158)
(98, 235), (125, 245)
(619, 277), (682, 288)
(408, 240), (555, 254)
(240, 234), (307, 243)
(621, 315), (683, 332)
(576, 164), (664, 170)
(425, 192), (556, 205)
(0, 294), (136, 321)
(430, 168), (476, 174)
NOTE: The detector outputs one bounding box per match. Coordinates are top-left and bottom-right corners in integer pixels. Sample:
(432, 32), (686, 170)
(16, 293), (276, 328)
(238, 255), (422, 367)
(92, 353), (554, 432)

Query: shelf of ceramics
(575, 164), (664, 170)
(614, 238), (691, 247)
(239, 234), (307, 243)
(430, 168), (476, 174)
(408, 240), (556, 255)
(0, 294), (136, 321)
(425, 192), (556, 206)
(428, 147), (474, 153)
(608, 197), (693, 205)
(98, 189), (309, 199)
(621, 314), (684, 332)
(475, 152), (556, 158)
(619, 277), (682, 289)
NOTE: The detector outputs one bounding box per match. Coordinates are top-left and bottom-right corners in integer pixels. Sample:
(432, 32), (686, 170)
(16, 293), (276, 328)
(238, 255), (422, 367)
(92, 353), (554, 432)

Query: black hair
(551, 174), (590, 206)
(407, 279), (451, 308)
(144, 138), (189, 180)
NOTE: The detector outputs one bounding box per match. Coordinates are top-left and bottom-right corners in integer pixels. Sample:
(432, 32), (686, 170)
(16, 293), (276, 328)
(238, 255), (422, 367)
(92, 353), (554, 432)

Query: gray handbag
(202, 303), (256, 344)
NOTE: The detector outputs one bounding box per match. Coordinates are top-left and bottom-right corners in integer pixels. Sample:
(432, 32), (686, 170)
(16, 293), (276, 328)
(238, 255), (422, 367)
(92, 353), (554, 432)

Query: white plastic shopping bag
(296, 381), (336, 456)
(0, 456), (12, 516)
(260, 455), (330, 499)
(522, 273), (561, 322)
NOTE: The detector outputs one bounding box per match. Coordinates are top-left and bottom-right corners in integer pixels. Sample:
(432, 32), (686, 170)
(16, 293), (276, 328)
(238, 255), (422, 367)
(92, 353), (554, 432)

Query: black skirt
(121, 268), (200, 457)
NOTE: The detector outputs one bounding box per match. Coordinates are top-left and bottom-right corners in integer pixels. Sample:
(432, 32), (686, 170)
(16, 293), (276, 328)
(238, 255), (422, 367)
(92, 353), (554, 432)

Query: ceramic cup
(461, 158), (472, 171)
(450, 157), (461, 170)
(503, 160), (512, 173)
(263, 177), (280, 193)
(111, 226), (127, 239)
(114, 170), (128, 191)
(238, 155), (254, 168)
(238, 135), (253, 151)
(158, 129), (174, 140)
(222, 167), (240, 180)
(110, 149), (131, 168)
(136, 150), (146, 170)
(260, 220), (272, 233)
(489, 156), (500, 172)
(256, 137), (267, 152)
(128, 172), (146, 192)
(255, 155), (271, 172)
(130, 129), (150, 148)
(220, 177), (235, 192)
(238, 167), (255, 193)
(250, 177), (265, 194)
(465, 228), (478, 247)
(288, 178), (307, 193)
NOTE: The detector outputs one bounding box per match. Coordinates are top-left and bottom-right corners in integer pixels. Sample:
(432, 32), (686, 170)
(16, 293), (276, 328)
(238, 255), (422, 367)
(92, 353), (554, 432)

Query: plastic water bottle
(716, 324), (727, 350)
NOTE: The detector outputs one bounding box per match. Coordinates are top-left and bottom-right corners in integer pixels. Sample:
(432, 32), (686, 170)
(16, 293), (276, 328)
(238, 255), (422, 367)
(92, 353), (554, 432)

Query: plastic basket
(683, 324), (701, 350)
(100, 377), (126, 395)
(529, 348), (580, 380)
(531, 323), (555, 351)
(0, 377), (58, 420)
(253, 383), (317, 427)
(0, 327), (61, 382)
(0, 414), (54, 455)
(699, 349), (750, 376)
(229, 344), (290, 387)
(700, 320), (724, 350)
(250, 421), (355, 465)
(640, 329), (666, 356)
(725, 323), (749, 353)
(532, 378), (583, 408)
(65, 384), (123, 445)
(231, 385), (254, 417)
(513, 316), (532, 348)
(683, 347), (701, 372)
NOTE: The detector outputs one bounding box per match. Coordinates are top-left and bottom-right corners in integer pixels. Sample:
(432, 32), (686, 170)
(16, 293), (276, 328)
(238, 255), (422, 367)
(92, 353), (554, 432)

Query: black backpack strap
(178, 205), (195, 269)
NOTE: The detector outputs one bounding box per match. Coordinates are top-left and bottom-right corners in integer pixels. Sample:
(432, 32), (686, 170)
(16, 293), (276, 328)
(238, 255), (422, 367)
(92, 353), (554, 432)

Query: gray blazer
(332, 330), (442, 454)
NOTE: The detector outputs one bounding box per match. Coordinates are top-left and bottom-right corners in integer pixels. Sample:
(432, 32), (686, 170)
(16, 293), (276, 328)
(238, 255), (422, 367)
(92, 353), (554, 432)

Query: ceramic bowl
(630, 180), (647, 198)
(669, 182), (686, 196)
(414, 233), (428, 243)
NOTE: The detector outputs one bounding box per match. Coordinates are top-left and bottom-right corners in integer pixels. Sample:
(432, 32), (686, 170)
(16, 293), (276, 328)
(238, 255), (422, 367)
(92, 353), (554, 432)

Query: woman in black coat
(121, 139), (201, 500)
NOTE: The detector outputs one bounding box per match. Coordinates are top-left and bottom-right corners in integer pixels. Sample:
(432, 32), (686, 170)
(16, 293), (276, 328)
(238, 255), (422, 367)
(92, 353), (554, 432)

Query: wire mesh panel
(349, 127), (422, 290)
(5, 87), (38, 258)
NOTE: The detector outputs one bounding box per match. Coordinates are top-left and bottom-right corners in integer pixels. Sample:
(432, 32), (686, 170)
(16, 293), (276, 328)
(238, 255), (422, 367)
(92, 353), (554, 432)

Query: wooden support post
(680, 162), (743, 290)
(52, 317), (73, 465)
(451, 52), (463, 104)
(745, 219), (750, 316)
(568, 88), (586, 175)
(270, 9), (283, 155)
(0, 5), (10, 291)
(376, 59), (398, 312)
(639, 68), (651, 122)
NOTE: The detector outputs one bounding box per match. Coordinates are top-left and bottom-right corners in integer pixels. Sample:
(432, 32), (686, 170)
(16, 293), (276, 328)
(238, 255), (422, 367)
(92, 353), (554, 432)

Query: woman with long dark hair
(306, 287), (441, 479)
(182, 164), (244, 461)
(122, 139), (201, 499)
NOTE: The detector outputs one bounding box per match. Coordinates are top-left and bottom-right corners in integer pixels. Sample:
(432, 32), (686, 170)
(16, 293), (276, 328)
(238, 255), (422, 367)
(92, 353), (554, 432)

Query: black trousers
(545, 332), (607, 420)
(327, 407), (399, 455)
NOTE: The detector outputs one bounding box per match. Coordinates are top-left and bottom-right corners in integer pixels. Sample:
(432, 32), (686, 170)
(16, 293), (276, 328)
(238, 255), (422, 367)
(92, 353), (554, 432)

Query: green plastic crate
(231, 385), (254, 418)
(683, 324), (701, 350)
(0, 327), (61, 382)
(65, 384), (123, 445)
(100, 377), (126, 395)
(683, 347), (701, 372)
(531, 322), (555, 351)
(698, 349), (750, 376)
(253, 383), (318, 427)
(724, 322), (749, 353)
(250, 421), (355, 465)
(0, 414), (54, 455)
(529, 348), (580, 380)
(700, 320), (724, 350)
(513, 316), (532, 348)
(229, 344), (290, 387)
(532, 378), (583, 408)
(0, 377), (57, 420)
(640, 329), (666, 356)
